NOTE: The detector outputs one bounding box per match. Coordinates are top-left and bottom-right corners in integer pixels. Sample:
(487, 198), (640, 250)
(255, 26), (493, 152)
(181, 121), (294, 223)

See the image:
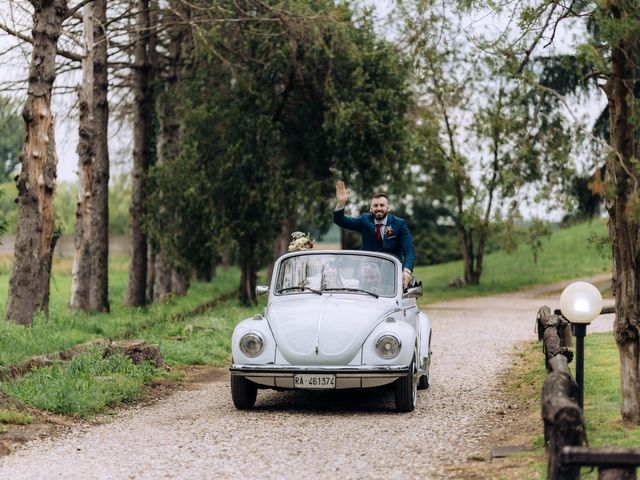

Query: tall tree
(466, 0), (640, 421)
(399, 1), (572, 285)
(151, 1), (414, 305)
(600, 0), (640, 423)
(88, 0), (110, 311)
(125, 0), (156, 307)
(494, 0), (640, 424)
(70, 1), (95, 311)
(150, 0), (188, 301)
(70, 0), (110, 312)
(4, 0), (70, 325)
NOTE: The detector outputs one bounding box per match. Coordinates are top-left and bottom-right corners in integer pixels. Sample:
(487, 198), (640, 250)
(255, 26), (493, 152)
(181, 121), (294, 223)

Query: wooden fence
(537, 306), (640, 480)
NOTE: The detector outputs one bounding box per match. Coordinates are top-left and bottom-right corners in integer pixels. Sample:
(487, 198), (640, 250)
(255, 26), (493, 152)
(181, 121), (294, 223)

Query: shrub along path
(0, 276), (615, 479)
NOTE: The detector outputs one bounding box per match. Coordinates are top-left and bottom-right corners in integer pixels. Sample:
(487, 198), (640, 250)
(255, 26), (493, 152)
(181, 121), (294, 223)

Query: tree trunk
(125, 0), (154, 307)
(88, 0), (109, 312)
(221, 247), (231, 270)
(604, 27), (640, 423)
(239, 254), (257, 306)
(4, 0), (68, 326)
(152, 9), (183, 302)
(171, 270), (189, 296)
(70, 2), (94, 311)
(459, 226), (479, 285)
(472, 223), (490, 285)
(267, 216), (296, 282)
(146, 244), (155, 302)
(153, 250), (172, 300)
(196, 253), (216, 282)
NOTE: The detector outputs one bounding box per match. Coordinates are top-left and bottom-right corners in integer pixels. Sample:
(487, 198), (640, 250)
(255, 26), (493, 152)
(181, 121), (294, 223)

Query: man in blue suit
(333, 180), (416, 288)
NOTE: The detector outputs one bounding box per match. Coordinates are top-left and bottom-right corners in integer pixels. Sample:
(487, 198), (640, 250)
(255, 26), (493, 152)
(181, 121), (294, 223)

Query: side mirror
(403, 285), (423, 299)
(256, 285), (270, 296)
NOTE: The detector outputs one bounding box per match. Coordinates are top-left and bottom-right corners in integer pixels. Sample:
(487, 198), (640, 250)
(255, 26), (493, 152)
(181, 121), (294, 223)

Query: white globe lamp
(560, 281), (603, 324)
(559, 281), (603, 409)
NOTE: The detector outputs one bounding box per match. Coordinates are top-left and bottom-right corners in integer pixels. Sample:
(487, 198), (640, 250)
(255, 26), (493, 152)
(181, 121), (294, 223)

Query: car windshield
(275, 254), (397, 297)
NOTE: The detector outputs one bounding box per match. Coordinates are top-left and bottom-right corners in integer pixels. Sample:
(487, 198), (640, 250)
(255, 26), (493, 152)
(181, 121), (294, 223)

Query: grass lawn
(0, 255), (264, 416)
(415, 220), (611, 303)
(0, 219), (626, 433)
(505, 333), (640, 479)
(0, 256), (255, 367)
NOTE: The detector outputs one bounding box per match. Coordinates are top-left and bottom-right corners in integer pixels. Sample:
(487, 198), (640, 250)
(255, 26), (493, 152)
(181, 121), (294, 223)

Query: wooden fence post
(538, 306), (586, 480)
(561, 446), (640, 479)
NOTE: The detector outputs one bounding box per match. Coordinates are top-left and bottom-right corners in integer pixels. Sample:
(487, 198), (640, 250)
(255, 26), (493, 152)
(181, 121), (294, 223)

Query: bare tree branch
(65, 0), (95, 20)
(516, 2), (558, 74)
(0, 21), (83, 61)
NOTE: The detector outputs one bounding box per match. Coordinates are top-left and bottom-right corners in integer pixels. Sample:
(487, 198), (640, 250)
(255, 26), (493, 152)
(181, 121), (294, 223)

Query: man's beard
(373, 211), (387, 220)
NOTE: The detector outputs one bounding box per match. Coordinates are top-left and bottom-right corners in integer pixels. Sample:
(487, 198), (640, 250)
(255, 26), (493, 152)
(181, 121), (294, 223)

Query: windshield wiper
(277, 286), (322, 295)
(321, 287), (379, 298)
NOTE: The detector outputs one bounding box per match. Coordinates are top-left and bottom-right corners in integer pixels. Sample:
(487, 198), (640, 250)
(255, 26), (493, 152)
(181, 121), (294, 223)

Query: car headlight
(375, 334), (401, 359)
(239, 332), (264, 357)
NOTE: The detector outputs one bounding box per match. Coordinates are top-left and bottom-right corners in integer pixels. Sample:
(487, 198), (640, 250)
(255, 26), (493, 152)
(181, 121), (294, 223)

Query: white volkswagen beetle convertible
(230, 250), (432, 412)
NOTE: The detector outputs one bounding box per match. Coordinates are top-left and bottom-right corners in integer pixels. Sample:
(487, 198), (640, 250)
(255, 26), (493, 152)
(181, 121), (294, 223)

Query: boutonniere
(385, 226), (393, 236)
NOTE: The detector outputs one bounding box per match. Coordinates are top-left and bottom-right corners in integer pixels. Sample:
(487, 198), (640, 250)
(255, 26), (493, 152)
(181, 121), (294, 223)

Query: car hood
(267, 294), (398, 365)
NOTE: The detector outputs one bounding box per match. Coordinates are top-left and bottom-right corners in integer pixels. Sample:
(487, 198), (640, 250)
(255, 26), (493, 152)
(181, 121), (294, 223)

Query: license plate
(294, 374), (336, 389)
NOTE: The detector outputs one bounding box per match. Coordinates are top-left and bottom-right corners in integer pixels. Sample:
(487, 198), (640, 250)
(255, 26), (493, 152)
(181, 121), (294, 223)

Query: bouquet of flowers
(288, 231), (315, 252)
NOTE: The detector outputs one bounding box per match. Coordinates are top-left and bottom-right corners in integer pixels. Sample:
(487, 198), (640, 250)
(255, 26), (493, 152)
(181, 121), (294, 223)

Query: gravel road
(0, 280), (614, 480)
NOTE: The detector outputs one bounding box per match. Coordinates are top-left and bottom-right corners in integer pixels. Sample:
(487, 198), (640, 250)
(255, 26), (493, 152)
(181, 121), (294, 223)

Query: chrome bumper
(230, 364), (409, 389)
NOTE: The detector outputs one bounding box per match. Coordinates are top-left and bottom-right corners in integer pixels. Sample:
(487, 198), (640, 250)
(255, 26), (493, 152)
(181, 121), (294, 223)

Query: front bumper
(230, 364), (409, 389)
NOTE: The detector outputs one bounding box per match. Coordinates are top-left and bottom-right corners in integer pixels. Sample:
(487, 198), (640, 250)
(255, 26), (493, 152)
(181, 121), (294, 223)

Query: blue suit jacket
(333, 209), (415, 272)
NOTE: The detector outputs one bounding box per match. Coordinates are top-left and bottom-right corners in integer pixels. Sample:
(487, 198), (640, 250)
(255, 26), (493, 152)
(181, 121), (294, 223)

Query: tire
(231, 375), (257, 410)
(395, 357), (418, 413)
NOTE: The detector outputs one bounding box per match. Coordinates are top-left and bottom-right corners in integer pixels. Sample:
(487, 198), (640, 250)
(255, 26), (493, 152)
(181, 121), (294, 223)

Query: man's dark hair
(371, 192), (389, 201)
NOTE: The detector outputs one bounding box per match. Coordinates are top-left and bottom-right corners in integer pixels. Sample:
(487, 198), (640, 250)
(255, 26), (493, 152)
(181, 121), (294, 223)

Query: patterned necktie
(376, 223), (383, 242)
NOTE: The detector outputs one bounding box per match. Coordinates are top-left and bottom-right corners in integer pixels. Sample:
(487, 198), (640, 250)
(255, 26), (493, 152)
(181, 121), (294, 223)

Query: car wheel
(231, 375), (257, 410)
(395, 355), (418, 413)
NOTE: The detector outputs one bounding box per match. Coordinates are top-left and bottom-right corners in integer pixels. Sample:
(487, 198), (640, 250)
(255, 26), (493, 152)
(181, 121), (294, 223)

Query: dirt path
(0, 278), (614, 479)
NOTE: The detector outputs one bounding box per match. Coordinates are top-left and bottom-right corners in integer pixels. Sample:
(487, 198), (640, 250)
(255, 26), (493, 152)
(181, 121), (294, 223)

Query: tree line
(0, 0), (639, 423)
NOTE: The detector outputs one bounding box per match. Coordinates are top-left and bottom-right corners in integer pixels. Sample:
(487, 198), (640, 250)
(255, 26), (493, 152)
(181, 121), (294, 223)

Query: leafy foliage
(0, 95), (23, 183)
(147, 1), (414, 303)
(397, 3), (573, 283)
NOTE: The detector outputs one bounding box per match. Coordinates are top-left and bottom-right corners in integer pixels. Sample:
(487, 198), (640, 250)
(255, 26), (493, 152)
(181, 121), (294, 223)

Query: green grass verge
(0, 294), (263, 417)
(0, 256), (255, 416)
(0, 259), (243, 367)
(415, 220), (611, 303)
(133, 299), (266, 366)
(1, 350), (159, 418)
(520, 333), (640, 478)
(0, 409), (32, 425)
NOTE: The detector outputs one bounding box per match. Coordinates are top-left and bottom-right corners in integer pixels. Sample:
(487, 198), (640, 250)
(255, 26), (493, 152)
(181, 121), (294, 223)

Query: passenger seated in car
(360, 263), (382, 294)
(307, 262), (359, 290)
(307, 264), (342, 290)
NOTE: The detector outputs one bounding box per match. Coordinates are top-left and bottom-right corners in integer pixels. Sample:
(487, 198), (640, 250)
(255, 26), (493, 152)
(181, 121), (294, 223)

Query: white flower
(288, 231), (315, 252)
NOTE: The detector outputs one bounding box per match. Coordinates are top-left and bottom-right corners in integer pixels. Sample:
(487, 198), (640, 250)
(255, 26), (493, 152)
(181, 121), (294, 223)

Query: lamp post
(560, 281), (603, 409)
